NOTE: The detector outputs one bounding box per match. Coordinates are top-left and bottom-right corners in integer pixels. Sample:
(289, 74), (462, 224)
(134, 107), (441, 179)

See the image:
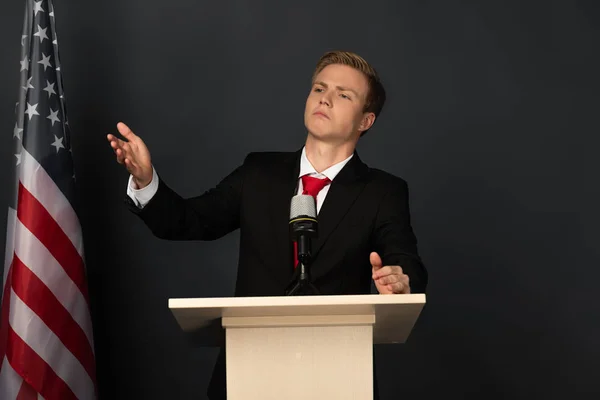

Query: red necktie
(293, 175), (331, 268)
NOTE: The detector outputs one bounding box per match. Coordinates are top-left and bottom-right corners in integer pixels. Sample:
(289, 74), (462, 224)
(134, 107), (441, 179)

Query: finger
(389, 282), (404, 294)
(115, 148), (125, 164)
(378, 274), (401, 286)
(374, 265), (405, 280)
(115, 147), (134, 165)
(121, 141), (132, 155)
(117, 122), (137, 141)
(373, 266), (394, 279)
(120, 141), (137, 161)
(108, 135), (127, 151)
(370, 252), (383, 270)
(110, 139), (126, 153)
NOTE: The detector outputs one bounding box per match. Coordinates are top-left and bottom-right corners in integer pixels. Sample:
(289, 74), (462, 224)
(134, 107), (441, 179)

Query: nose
(319, 96), (331, 107)
(317, 89), (332, 107)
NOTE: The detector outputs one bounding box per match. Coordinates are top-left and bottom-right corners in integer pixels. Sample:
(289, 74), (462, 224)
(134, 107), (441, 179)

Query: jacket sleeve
(371, 180), (428, 293)
(124, 154), (250, 241)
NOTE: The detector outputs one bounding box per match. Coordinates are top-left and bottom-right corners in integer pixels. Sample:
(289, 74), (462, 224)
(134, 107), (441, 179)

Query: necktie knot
(301, 175), (331, 198)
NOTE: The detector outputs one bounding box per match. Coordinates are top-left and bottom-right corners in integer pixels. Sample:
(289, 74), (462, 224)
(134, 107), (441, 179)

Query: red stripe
(0, 257), (14, 374)
(16, 183), (89, 302)
(7, 326), (77, 400)
(16, 380), (37, 400)
(11, 254), (96, 384)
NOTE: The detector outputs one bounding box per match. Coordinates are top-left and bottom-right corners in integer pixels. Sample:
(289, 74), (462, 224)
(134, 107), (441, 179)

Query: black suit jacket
(126, 149), (427, 399)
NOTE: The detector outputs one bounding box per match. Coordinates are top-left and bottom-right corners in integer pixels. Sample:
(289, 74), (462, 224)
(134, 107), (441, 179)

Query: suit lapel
(311, 152), (369, 259)
(267, 149), (369, 280)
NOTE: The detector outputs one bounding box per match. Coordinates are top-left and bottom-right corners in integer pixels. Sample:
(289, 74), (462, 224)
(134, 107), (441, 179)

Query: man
(107, 50), (427, 399)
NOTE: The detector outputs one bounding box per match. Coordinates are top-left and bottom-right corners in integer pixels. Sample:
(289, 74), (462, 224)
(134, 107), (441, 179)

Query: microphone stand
(285, 235), (320, 296)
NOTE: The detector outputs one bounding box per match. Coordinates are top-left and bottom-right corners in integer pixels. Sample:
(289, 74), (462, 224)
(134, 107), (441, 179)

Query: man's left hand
(370, 252), (411, 294)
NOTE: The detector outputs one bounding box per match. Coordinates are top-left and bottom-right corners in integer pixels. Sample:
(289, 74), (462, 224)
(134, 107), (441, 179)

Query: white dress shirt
(296, 147), (352, 214)
(127, 147), (353, 214)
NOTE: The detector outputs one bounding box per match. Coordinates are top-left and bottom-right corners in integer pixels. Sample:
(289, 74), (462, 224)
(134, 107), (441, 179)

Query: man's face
(304, 64), (373, 144)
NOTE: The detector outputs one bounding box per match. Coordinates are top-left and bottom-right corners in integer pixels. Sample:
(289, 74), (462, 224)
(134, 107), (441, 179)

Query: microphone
(286, 194), (320, 295)
(289, 194), (318, 265)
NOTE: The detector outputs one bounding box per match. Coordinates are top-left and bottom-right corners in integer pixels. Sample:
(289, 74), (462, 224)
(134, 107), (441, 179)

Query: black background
(1, 1), (599, 398)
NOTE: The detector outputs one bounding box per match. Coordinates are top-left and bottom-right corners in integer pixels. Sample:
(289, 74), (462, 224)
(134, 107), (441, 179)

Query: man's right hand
(107, 122), (153, 189)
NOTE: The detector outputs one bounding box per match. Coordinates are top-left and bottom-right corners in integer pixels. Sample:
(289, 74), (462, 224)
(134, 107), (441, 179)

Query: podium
(169, 294), (426, 400)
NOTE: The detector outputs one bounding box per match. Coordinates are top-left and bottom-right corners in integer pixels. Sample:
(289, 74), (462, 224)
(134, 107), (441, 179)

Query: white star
(13, 123), (23, 140)
(22, 77), (34, 92)
(43, 80), (56, 98)
(33, 1), (44, 16)
(15, 153), (22, 166)
(20, 56), (29, 71)
(56, 66), (61, 72)
(47, 108), (61, 126)
(38, 53), (52, 71)
(21, 35), (28, 45)
(50, 10), (55, 18)
(25, 102), (39, 120)
(33, 25), (49, 43)
(53, 38), (58, 45)
(51, 135), (65, 153)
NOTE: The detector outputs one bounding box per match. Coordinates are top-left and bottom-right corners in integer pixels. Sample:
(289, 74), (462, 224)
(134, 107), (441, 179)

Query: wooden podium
(169, 294), (426, 400)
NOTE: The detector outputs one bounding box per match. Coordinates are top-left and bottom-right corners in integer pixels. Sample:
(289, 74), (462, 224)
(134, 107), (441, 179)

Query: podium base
(223, 315), (375, 400)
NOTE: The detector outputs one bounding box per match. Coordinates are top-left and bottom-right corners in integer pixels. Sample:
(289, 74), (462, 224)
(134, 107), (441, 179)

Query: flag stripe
(16, 183), (88, 301)
(13, 218), (94, 346)
(8, 289), (95, 400)
(6, 326), (77, 400)
(2, 208), (16, 304)
(17, 380), (38, 400)
(11, 254), (96, 383)
(19, 138), (83, 258)
(0, 357), (22, 400)
(0, 259), (14, 373)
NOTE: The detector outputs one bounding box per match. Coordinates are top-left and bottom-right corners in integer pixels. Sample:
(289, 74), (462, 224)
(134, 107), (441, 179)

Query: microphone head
(289, 194), (316, 219)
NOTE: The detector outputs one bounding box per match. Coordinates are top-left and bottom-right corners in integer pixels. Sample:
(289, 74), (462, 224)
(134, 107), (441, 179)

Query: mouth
(313, 111), (329, 119)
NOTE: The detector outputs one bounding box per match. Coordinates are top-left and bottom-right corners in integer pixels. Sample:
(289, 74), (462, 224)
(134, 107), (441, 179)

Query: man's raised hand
(107, 122), (153, 189)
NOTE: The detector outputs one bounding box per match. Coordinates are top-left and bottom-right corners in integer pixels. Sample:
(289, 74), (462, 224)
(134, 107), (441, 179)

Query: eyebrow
(314, 81), (360, 98)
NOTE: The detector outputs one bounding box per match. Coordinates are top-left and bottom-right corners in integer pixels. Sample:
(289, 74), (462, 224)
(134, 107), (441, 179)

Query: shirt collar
(299, 146), (354, 181)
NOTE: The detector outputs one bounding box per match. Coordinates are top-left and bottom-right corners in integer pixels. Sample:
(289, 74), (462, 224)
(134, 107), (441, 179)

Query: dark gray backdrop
(1, 1), (599, 399)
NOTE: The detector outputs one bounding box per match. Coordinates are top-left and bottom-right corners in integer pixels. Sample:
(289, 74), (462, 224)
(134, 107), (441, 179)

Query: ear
(358, 112), (376, 133)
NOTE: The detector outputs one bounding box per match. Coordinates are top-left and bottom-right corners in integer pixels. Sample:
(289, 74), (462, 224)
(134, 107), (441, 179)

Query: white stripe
(13, 219), (94, 348)
(2, 208), (17, 303)
(0, 356), (23, 400)
(38, 393), (45, 400)
(9, 289), (95, 400)
(19, 147), (83, 258)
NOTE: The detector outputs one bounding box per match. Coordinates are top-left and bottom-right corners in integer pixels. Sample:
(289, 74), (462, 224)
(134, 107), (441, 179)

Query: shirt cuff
(126, 166), (159, 209)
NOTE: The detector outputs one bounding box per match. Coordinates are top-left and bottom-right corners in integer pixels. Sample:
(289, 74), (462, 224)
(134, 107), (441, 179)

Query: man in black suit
(107, 50), (427, 399)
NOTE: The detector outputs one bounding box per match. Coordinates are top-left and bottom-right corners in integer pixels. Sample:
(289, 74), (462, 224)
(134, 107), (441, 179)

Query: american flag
(0, 1), (96, 399)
